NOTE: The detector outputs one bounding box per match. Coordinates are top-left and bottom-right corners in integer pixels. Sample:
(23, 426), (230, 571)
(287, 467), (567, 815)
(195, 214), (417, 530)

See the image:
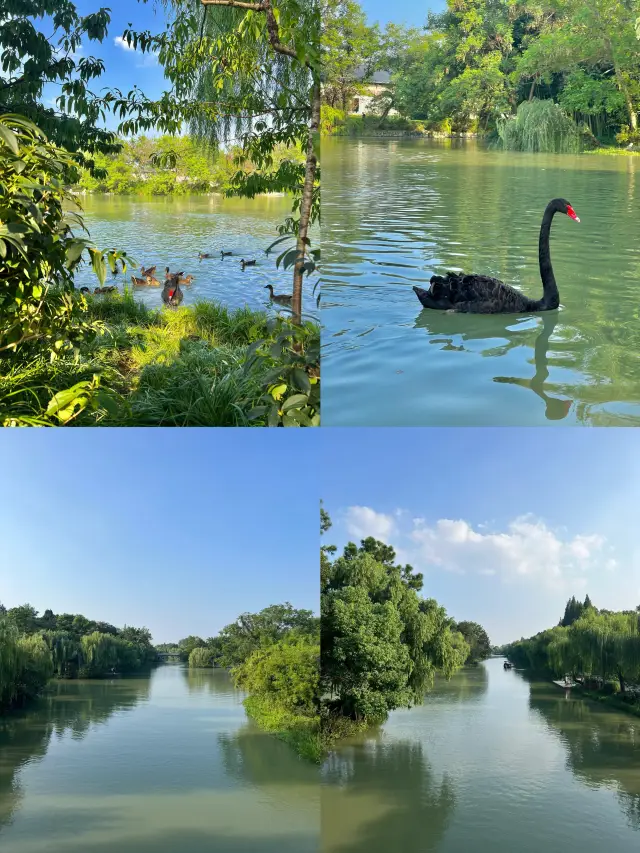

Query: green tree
(124, 0), (321, 323)
(232, 630), (319, 712)
(321, 522), (469, 723)
(189, 647), (214, 667)
(456, 621), (492, 663)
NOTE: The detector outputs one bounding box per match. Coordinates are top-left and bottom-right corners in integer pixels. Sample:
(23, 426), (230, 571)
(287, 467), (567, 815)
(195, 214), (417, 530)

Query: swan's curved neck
(538, 203), (559, 309)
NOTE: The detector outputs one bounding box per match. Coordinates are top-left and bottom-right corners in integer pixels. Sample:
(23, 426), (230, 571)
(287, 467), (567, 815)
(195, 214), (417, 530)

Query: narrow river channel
(0, 665), (319, 853)
(322, 657), (640, 853)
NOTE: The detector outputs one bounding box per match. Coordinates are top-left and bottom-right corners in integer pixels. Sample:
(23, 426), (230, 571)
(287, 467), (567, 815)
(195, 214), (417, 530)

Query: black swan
(264, 285), (292, 305)
(413, 198), (580, 314)
(162, 274), (184, 307)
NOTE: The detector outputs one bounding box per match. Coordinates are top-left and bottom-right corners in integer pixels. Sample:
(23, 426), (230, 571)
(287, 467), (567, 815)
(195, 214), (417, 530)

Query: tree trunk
(376, 99), (393, 128)
(292, 79), (320, 325)
(617, 666), (626, 694)
(528, 79), (536, 101)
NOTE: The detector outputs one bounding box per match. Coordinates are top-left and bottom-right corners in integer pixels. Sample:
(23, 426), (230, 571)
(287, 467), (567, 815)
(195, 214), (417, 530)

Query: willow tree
(124, 0), (320, 323)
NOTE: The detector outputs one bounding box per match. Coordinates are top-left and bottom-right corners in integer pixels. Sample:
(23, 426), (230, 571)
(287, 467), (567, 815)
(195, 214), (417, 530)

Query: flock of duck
(79, 249), (293, 308)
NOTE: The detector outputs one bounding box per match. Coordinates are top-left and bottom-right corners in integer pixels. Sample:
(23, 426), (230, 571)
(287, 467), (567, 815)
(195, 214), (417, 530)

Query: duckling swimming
(264, 285), (292, 305)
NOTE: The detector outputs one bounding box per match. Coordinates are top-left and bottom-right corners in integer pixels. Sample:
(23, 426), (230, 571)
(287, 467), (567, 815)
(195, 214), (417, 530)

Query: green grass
(584, 146), (640, 156)
(1, 290), (317, 427)
(243, 694), (323, 763)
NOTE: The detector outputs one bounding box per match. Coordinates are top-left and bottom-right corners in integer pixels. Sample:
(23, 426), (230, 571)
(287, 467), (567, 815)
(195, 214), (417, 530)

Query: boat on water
(553, 676), (578, 689)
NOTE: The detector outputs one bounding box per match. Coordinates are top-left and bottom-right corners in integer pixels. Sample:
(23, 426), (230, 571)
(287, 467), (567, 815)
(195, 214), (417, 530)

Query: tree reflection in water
(322, 738), (456, 853)
(0, 676), (149, 832)
(528, 680), (640, 831)
(415, 310), (573, 421)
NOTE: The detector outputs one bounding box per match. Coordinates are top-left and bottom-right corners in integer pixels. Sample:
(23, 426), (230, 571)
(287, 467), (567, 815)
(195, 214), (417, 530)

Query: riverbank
(1, 291), (320, 427)
(567, 684), (640, 717)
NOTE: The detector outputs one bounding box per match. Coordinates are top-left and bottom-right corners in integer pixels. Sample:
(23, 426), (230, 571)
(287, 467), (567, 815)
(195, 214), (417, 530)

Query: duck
(79, 286), (90, 295)
(140, 264), (156, 278)
(102, 285), (117, 293)
(177, 274), (195, 286)
(221, 250), (232, 257)
(131, 275), (151, 287)
(241, 258), (257, 268)
(161, 274), (184, 308)
(264, 285), (292, 305)
(198, 252), (213, 260)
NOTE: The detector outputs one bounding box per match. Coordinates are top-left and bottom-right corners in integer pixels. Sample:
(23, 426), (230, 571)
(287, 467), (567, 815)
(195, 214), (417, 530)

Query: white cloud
(114, 36), (136, 51)
(408, 515), (611, 588)
(345, 506), (396, 542)
(114, 35), (158, 67)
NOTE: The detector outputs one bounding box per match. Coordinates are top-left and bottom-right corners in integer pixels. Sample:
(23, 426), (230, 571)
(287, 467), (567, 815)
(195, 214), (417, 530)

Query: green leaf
(282, 394), (309, 413)
(0, 124), (19, 155)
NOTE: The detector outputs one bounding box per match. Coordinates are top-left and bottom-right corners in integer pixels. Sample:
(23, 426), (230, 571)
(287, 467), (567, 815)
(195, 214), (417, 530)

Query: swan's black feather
(415, 273), (539, 314)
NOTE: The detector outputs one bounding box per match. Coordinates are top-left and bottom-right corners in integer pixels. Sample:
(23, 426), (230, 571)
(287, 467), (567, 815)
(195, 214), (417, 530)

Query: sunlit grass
(0, 291), (301, 427)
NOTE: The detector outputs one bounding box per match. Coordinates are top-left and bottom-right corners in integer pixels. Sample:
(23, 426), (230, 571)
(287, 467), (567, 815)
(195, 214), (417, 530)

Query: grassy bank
(244, 694), (322, 763)
(1, 291), (320, 427)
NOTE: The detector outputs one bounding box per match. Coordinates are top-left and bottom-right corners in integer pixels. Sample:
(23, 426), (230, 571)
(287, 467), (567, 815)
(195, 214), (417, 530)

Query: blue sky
(362, 0), (446, 27)
(0, 430), (318, 643)
(321, 429), (640, 645)
(40, 0), (170, 131)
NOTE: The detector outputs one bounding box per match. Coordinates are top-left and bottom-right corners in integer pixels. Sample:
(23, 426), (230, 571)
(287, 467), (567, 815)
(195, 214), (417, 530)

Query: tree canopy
(321, 518), (470, 723)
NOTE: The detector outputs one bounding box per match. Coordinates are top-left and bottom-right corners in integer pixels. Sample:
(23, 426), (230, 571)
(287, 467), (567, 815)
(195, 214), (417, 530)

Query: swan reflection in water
(414, 309), (573, 421)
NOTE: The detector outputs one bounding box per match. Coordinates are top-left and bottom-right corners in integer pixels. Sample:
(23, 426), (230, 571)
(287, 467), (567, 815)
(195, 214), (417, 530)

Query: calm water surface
(322, 657), (640, 852)
(322, 139), (640, 425)
(73, 195), (318, 321)
(0, 665), (318, 853)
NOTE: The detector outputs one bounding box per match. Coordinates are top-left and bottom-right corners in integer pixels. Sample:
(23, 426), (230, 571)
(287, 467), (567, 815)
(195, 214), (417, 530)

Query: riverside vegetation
(0, 1), (320, 426)
(163, 603), (321, 762)
(320, 507), (491, 750)
(503, 595), (640, 715)
(0, 602), (155, 711)
(322, 0), (640, 153)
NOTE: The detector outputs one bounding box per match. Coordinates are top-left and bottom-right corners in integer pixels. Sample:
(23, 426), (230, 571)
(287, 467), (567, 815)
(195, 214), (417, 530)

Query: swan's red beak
(566, 205), (580, 222)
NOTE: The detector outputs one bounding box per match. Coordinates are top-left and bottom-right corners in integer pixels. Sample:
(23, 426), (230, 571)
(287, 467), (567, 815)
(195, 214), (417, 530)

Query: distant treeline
(320, 506), (490, 748)
(0, 602), (155, 711)
(77, 136), (305, 196)
(161, 603), (321, 761)
(502, 596), (640, 700)
(322, 0), (640, 150)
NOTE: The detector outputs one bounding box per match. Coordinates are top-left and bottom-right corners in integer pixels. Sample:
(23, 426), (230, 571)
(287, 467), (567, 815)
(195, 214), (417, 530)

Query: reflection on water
(0, 666), (318, 853)
(322, 739), (455, 853)
(72, 195), (319, 322)
(323, 659), (640, 853)
(527, 678), (640, 830)
(415, 311), (573, 419)
(322, 139), (640, 426)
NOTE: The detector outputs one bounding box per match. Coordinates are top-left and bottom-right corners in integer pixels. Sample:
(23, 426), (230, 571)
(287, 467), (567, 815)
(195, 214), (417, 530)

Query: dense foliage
(0, 115), (126, 361)
(78, 136), (305, 196)
(0, 603), (155, 710)
(321, 511), (471, 725)
(455, 620), (492, 663)
(322, 0), (640, 149)
(504, 596), (640, 699)
(167, 602), (320, 760)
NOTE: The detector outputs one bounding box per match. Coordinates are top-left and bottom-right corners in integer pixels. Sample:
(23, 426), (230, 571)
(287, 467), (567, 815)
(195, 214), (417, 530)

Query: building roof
(353, 66), (393, 85)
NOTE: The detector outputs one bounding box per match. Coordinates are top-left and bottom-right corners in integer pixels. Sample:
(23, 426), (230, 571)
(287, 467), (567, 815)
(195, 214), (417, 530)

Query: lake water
(73, 195), (319, 321)
(322, 139), (640, 425)
(321, 657), (640, 852)
(0, 665), (319, 853)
